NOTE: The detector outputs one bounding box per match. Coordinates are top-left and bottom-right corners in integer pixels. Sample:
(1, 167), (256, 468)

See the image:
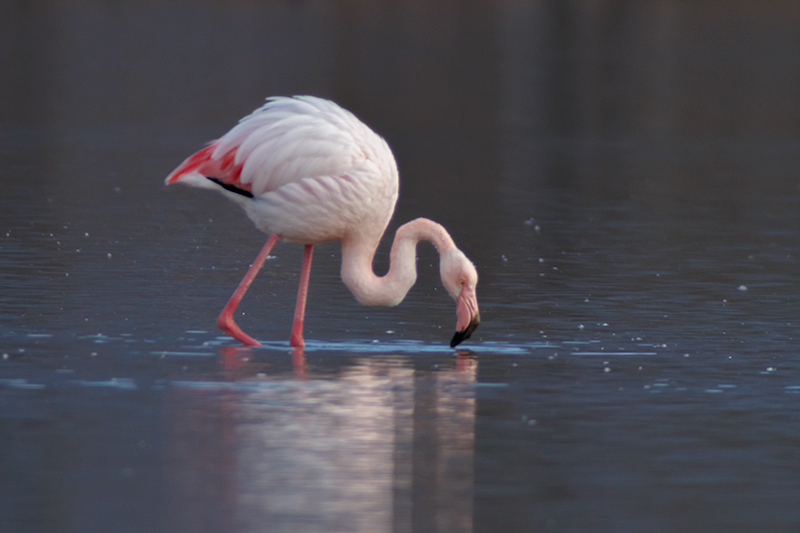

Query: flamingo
(165, 96), (480, 348)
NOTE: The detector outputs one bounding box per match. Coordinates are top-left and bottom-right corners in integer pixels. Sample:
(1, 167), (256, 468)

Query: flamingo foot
(289, 330), (305, 348)
(291, 347), (307, 379)
(217, 314), (261, 347)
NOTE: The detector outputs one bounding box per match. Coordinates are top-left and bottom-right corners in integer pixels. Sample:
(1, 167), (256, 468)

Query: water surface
(2, 1), (800, 532)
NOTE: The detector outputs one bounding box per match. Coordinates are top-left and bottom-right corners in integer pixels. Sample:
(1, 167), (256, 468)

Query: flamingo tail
(165, 143), (250, 195)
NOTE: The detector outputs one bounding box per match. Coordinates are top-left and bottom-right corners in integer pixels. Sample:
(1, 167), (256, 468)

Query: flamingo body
(166, 96), (479, 348)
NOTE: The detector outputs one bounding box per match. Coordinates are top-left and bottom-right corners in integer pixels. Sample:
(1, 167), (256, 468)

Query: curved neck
(340, 218), (457, 306)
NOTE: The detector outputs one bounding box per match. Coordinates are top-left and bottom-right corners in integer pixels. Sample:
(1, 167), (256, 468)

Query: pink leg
(217, 234), (279, 346)
(290, 244), (314, 348)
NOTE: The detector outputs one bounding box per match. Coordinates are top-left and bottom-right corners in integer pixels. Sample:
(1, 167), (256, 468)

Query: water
(2, 1), (800, 531)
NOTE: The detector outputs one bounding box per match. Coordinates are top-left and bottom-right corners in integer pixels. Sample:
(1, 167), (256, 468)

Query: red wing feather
(165, 143), (249, 193)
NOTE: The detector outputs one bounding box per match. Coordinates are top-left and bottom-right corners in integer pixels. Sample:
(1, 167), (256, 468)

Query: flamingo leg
(290, 244), (314, 348)
(217, 234), (280, 346)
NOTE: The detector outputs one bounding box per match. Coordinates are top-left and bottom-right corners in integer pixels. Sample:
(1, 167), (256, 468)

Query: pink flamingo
(165, 96), (480, 348)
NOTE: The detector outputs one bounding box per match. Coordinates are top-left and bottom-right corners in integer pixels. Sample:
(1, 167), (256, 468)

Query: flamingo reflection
(166, 353), (476, 532)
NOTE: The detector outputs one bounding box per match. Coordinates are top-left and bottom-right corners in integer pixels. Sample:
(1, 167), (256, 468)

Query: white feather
(201, 96), (398, 243)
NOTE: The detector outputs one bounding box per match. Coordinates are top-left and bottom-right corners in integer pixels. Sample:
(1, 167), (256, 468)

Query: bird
(165, 95), (480, 348)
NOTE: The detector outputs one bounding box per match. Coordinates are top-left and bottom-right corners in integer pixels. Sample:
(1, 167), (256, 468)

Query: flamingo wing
(167, 97), (383, 195)
(166, 96), (399, 243)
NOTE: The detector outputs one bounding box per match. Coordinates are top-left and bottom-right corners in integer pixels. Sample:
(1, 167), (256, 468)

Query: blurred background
(2, 0), (798, 341)
(2, 1), (800, 532)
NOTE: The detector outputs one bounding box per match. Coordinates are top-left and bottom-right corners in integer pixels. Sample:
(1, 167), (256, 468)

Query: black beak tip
(450, 316), (480, 348)
(450, 331), (466, 348)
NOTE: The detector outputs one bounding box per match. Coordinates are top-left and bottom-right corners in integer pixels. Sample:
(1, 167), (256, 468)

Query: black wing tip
(207, 177), (254, 198)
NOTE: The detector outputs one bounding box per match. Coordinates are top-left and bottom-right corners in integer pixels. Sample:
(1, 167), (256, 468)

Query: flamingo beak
(450, 287), (480, 347)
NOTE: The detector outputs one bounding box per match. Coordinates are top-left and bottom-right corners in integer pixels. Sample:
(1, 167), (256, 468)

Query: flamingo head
(440, 248), (480, 347)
